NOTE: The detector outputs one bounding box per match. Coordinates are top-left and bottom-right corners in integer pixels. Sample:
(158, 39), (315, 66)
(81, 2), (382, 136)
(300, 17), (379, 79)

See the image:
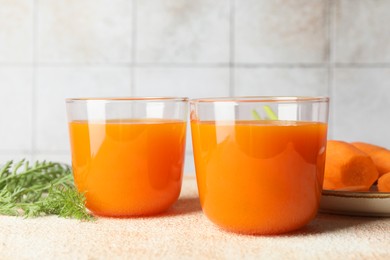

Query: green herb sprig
(0, 160), (94, 221)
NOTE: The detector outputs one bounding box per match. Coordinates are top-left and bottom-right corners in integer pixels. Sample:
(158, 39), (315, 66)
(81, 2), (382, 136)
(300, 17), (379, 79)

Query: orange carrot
(370, 149), (390, 177)
(324, 140), (379, 191)
(351, 142), (390, 177)
(351, 142), (385, 154)
(378, 172), (390, 192)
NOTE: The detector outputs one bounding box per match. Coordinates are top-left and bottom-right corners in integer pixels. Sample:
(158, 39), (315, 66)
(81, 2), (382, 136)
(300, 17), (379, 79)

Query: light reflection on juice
(191, 120), (327, 234)
(68, 119), (186, 217)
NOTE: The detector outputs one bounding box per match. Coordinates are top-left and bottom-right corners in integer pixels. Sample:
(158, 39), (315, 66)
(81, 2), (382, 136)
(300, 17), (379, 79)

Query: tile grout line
(229, 0), (235, 96)
(31, 0), (39, 161)
(130, 0), (137, 96)
(326, 0), (332, 95)
(1, 62), (390, 68)
(327, 0), (335, 139)
(0, 150), (69, 154)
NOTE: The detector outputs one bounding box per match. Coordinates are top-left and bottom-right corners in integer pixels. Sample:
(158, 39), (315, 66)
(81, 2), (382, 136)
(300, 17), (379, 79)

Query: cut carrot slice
(324, 140), (379, 191)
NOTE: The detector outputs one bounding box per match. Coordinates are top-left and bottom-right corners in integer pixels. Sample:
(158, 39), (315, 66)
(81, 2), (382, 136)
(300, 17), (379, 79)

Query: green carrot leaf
(0, 160), (94, 221)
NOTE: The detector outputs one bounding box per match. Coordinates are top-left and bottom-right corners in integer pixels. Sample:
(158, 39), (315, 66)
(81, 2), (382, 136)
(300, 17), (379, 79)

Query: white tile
(134, 67), (230, 98)
(35, 67), (132, 151)
(0, 0), (33, 62)
(185, 120), (192, 153)
(32, 152), (71, 165)
(234, 68), (329, 96)
(332, 68), (390, 148)
(0, 68), (33, 150)
(0, 153), (32, 166)
(136, 0), (230, 63)
(334, 0), (390, 63)
(37, 0), (133, 63)
(184, 153), (195, 176)
(235, 0), (327, 63)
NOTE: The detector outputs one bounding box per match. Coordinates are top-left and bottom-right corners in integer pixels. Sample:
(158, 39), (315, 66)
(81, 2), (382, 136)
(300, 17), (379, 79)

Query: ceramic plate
(320, 187), (390, 217)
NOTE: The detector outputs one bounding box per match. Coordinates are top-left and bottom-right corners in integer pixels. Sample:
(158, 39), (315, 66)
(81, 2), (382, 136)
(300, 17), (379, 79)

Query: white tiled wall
(234, 0), (327, 63)
(37, 0), (133, 63)
(333, 0), (390, 63)
(0, 68), (33, 150)
(0, 0), (34, 63)
(234, 68), (328, 96)
(1, 0), (390, 174)
(136, 0), (230, 63)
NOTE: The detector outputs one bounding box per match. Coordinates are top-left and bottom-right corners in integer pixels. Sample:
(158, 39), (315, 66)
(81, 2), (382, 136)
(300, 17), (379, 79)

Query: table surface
(1, 177), (390, 259)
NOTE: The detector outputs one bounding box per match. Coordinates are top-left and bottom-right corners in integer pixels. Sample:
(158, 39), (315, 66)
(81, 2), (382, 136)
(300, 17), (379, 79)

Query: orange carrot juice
(191, 120), (327, 234)
(68, 119), (186, 217)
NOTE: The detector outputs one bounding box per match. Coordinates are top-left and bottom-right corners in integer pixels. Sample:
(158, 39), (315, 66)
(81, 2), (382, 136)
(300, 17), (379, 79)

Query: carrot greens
(0, 160), (94, 221)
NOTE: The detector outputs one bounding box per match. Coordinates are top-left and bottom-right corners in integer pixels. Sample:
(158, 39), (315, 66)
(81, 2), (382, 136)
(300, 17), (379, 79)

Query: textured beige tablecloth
(1, 177), (390, 259)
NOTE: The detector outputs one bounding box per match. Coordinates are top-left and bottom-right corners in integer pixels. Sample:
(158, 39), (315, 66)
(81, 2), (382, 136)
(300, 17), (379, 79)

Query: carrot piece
(378, 172), (390, 192)
(351, 142), (385, 154)
(324, 140), (379, 191)
(351, 142), (390, 177)
(370, 149), (390, 177)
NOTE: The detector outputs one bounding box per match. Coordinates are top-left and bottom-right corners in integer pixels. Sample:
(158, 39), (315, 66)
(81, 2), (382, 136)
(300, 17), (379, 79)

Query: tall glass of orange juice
(190, 97), (329, 234)
(66, 97), (188, 217)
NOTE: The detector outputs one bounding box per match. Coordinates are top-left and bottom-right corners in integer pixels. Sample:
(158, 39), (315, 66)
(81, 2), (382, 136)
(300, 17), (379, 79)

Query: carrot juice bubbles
(190, 97), (329, 235)
(66, 98), (188, 217)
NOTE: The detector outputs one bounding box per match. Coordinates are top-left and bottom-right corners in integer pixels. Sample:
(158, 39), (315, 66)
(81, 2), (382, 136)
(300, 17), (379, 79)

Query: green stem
(252, 110), (262, 120)
(263, 105), (278, 120)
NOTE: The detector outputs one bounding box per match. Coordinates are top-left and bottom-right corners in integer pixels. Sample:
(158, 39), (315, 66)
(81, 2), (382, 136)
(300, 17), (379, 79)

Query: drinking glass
(190, 96), (329, 234)
(66, 97), (188, 217)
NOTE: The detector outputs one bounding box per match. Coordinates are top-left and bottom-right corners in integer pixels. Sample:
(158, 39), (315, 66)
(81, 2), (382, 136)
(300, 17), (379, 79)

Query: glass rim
(66, 97), (189, 103)
(190, 96), (329, 103)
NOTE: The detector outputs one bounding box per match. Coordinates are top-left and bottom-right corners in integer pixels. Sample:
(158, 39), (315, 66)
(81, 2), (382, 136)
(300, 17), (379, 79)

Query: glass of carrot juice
(66, 97), (188, 217)
(190, 96), (329, 234)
